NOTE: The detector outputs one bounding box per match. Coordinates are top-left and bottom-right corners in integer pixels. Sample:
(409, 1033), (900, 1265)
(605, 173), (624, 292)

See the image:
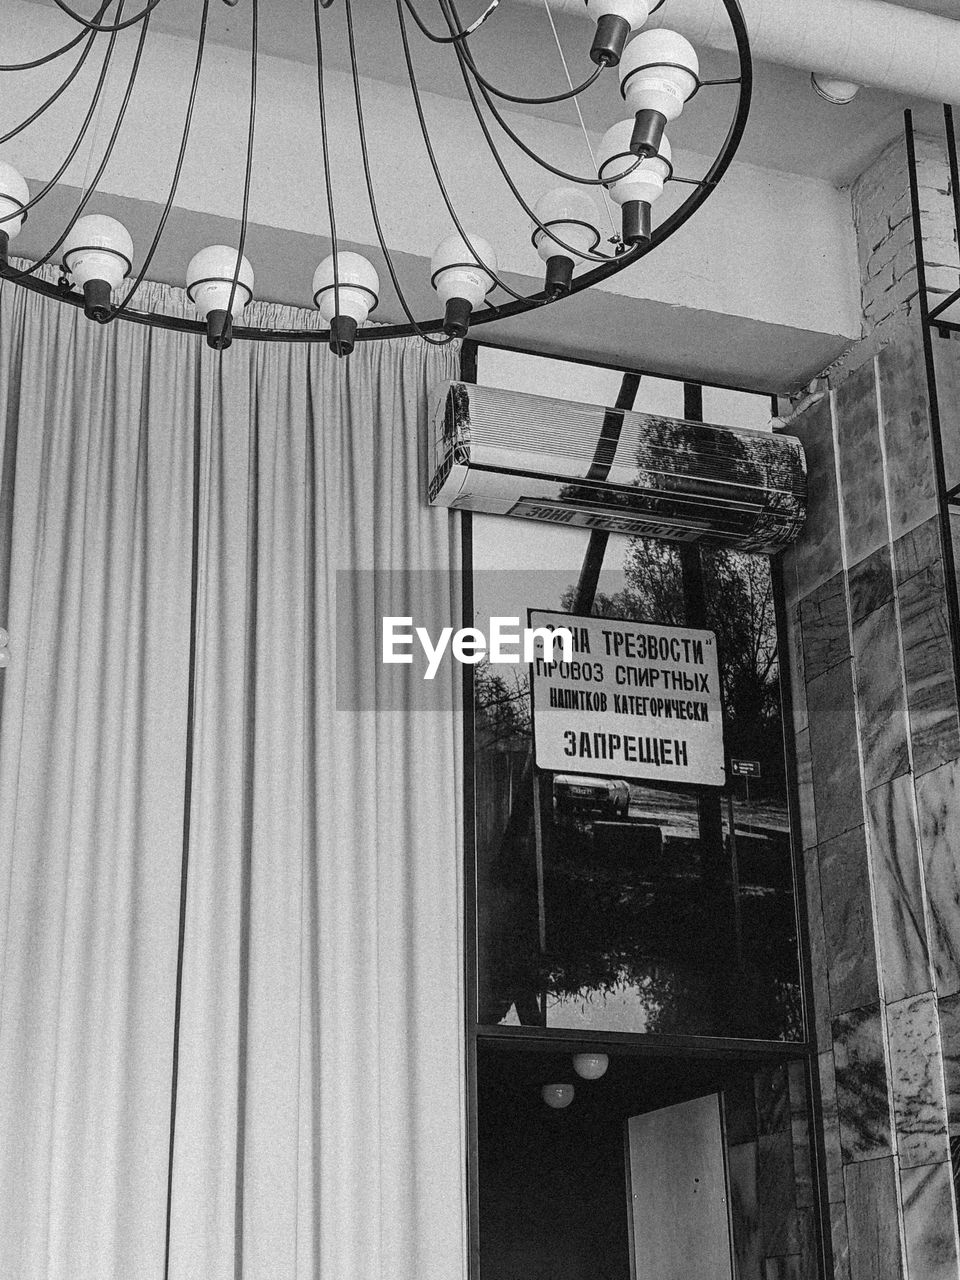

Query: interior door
(624, 1092), (734, 1280)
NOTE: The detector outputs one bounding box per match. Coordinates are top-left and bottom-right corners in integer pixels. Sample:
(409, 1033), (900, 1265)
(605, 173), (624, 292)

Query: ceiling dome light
(0, 160), (30, 265)
(810, 73), (860, 105)
(620, 28), (698, 158)
(585, 0), (651, 68)
(185, 245), (254, 351)
(542, 1082), (575, 1109)
(313, 251), (380, 357)
(532, 187), (601, 296)
(572, 1052), (609, 1080)
(61, 214), (133, 323)
(430, 232), (498, 338)
(598, 123), (671, 245)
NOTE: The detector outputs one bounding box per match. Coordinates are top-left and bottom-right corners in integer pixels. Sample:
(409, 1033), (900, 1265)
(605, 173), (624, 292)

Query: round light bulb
(61, 215), (133, 321)
(532, 187), (601, 295)
(186, 245), (255, 350)
(542, 1082), (575, 1109)
(313, 251), (380, 357)
(0, 160), (30, 247)
(811, 73), (860, 105)
(620, 29), (698, 156)
(598, 122), (671, 243)
(585, 0), (651, 67)
(431, 231), (498, 337)
(572, 1052), (609, 1080)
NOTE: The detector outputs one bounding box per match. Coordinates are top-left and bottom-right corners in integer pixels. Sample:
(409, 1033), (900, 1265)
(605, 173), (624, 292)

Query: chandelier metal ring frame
(0, 0), (753, 350)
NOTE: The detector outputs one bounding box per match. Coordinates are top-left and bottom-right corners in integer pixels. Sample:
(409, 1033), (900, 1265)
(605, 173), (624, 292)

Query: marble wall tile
(865, 776), (931, 1005)
(785, 600), (808, 734)
(833, 1003), (892, 1162)
(756, 1064), (792, 1135)
(894, 517), (942, 587)
(900, 1160), (960, 1280)
(758, 1130), (800, 1257)
(887, 991), (950, 1168)
(807, 661), (863, 845)
(818, 1050), (845, 1202)
(801, 844), (833, 1046)
(930, 330), (960, 496)
(843, 1157), (904, 1280)
(938, 991), (960, 1135)
(795, 1207), (818, 1280)
(782, 547), (802, 609)
(788, 1061), (813, 1210)
(801, 573), (851, 683)
(878, 325), (938, 543)
(729, 1141), (762, 1280)
(830, 1200), (852, 1280)
(835, 359), (887, 566)
(791, 394), (844, 599)
(852, 602), (911, 789)
(848, 545), (894, 625)
(763, 1257), (801, 1280)
(897, 559), (960, 777)
(818, 826), (879, 1016)
(796, 728), (818, 852)
(916, 760), (960, 1000)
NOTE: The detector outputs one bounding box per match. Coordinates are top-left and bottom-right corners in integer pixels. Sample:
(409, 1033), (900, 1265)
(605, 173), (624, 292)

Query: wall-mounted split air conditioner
(427, 381), (806, 554)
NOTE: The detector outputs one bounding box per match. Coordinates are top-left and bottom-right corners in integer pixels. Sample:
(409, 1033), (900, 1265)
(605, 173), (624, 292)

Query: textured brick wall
(782, 319), (960, 1280)
(851, 135), (959, 336)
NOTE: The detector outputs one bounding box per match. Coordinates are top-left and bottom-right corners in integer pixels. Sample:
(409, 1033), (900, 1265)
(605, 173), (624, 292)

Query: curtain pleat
(0, 274), (465, 1280)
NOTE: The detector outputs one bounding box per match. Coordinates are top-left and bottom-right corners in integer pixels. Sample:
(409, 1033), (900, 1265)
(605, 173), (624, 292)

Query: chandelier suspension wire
(223, 0), (258, 327)
(108, 0), (212, 321)
(51, 0), (163, 35)
(0, 0), (752, 352)
(344, 0), (454, 344)
(0, 3), (125, 275)
(443, 2), (618, 264)
(0, 1), (111, 72)
(0, 24), (102, 142)
(398, 0), (529, 304)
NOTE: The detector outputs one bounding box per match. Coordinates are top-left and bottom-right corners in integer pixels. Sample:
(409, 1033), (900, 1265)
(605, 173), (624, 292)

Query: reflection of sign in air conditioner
(427, 381), (806, 553)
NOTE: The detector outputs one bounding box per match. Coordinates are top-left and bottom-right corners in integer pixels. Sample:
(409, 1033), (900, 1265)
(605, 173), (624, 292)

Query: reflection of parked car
(553, 774), (630, 818)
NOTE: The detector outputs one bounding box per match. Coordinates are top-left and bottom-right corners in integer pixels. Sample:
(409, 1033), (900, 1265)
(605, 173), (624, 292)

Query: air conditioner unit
(427, 380), (806, 553)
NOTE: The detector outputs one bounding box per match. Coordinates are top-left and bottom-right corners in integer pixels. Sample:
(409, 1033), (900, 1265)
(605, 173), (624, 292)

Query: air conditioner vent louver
(427, 381), (806, 554)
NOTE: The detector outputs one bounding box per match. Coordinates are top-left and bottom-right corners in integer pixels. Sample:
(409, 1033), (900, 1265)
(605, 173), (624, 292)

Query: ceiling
(27, 0), (960, 185)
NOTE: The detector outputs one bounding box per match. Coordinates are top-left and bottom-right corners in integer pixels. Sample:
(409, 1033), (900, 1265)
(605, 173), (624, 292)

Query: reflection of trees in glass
(561, 538), (784, 795)
(475, 658), (530, 750)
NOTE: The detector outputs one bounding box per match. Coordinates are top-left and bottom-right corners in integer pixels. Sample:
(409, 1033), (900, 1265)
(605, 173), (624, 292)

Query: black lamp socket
(443, 296), (474, 339)
(621, 200), (652, 246)
(205, 308), (233, 350)
(590, 13), (630, 66)
(630, 109), (667, 158)
(82, 278), (113, 323)
(330, 314), (358, 358)
(544, 254), (574, 297)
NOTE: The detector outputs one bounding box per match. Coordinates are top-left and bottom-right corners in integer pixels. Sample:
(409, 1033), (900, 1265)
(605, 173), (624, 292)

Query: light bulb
(0, 160), (30, 263)
(811, 73), (860, 104)
(61, 215), (133, 322)
(430, 231), (498, 338)
(585, 0), (651, 67)
(542, 1083), (575, 1109)
(572, 1052), (609, 1080)
(185, 245), (255, 350)
(312, 251), (380, 357)
(619, 29), (698, 156)
(598, 122), (671, 244)
(532, 187), (601, 296)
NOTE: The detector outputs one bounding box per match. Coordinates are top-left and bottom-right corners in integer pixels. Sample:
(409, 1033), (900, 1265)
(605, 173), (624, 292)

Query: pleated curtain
(0, 272), (466, 1280)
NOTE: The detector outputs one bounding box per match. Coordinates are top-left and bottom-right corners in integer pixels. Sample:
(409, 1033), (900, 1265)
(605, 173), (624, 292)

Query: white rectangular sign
(529, 609), (725, 788)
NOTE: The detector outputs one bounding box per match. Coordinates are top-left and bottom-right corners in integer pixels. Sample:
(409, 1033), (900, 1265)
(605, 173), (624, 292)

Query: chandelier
(0, 0), (751, 355)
